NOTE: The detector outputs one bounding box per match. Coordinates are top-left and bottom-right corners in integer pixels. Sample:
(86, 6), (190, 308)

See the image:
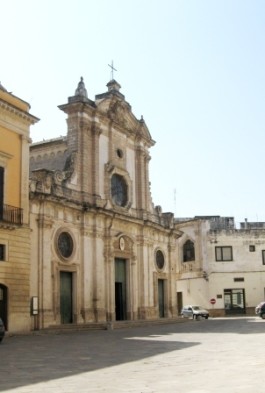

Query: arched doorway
(0, 284), (8, 329)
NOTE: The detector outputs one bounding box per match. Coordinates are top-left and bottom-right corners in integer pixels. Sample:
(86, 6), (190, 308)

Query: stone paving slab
(0, 317), (264, 393)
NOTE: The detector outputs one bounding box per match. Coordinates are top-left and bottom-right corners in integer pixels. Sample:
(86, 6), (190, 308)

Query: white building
(175, 216), (265, 316)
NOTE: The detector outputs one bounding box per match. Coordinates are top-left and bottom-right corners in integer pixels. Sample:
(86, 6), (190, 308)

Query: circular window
(111, 174), (128, 207)
(57, 232), (74, 259)
(156, 250), (165, 270)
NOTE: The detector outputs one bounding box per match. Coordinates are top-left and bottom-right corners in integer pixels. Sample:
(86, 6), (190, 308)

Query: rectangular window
(215, 246), (233, 261)
(0, 244), (5, 261)
(234, 278), (244, 282)
(249, 245), (255, 252)
(262, 250), (265, 265)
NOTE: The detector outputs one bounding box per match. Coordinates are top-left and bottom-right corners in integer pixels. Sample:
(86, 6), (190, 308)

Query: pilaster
(20, 135), (30, 224)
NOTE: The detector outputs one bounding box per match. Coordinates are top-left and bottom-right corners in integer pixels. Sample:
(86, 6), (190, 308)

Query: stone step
(43, 322), (107, 333)
(41, 317), (186, 334)
(111, 317), (186, 329)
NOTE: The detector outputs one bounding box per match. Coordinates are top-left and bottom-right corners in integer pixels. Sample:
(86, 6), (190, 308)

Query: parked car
(257, 303), (265, 319)
(0, 318), (5, 343)
(255, 301), (265, 315)
(181, 305), (209, 320)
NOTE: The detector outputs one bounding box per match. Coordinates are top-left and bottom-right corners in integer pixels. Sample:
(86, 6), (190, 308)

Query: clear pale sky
(1, 0), (265, 225)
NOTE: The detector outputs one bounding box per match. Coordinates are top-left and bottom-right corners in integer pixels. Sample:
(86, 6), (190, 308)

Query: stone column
(36, 211), (54, 328)
(144, 151), (151, 210)
(91, 123), (102, 203)
(91, 214), (106, 322)
(167, 235), (177, 318)
(104, 215), (115, 322)
(135, 145), (146, 210)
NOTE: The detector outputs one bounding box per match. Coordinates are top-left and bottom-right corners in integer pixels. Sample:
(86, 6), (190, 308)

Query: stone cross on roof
(108, 61), (117, 80)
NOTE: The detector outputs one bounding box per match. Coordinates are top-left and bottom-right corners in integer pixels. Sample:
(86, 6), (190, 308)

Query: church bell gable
(30, 77), (156, 215)
(95, 79), (154, 147)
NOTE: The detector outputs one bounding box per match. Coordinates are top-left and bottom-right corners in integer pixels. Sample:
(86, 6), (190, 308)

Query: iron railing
(0, 204), (23, 225)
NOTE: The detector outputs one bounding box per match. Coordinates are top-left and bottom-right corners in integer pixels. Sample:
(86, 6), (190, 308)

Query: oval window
(57, 232), (74, 259)
(156, 250), (165, 270)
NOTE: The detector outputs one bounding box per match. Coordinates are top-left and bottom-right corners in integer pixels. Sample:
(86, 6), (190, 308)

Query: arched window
(183, 240), (195, 262)
(111, 174), (128, 207)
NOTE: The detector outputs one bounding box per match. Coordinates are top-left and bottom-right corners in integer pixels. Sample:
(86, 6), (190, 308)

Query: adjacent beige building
(29, 78), (182, 329)
(0, 83), (38, 333)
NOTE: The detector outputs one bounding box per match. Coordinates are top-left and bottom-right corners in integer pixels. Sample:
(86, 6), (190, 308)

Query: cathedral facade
(29, 78), (182, 329)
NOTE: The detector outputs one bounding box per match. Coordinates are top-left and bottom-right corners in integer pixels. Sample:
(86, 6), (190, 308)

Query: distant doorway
(60, 272), (73, 324)
(177, 292), (183, 316)
(115, 259), (127, 321)
(224, 288), (245, 315)
(0, 284), (7, 330)
(158, 279), (165, 318)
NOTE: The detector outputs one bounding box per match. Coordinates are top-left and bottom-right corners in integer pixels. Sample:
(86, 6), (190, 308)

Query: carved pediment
(97, 98), (132, 128)
(108, 99), (130, 124)
(96, 97), (154, 145)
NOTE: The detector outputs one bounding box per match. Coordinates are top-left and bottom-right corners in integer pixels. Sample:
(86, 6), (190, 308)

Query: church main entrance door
(60, 272), (73, 324)
(115, 258), (127, 320)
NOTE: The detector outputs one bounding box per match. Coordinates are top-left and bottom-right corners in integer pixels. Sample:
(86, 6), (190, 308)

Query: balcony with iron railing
(0, 204), (23, 225)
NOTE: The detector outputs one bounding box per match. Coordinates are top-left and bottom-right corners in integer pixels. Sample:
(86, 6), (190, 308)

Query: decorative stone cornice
(37, 216), (54, 229)
(0, 98), (39, 125)
(0, 150), (13, 160)
(0, 222), (16, 230)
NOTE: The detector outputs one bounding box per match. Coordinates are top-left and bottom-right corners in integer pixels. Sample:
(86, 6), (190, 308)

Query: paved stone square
(0, 317), (264, 393)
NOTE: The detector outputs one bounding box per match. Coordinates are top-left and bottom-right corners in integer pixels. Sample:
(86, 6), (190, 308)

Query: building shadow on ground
(0, 317), (263, 391)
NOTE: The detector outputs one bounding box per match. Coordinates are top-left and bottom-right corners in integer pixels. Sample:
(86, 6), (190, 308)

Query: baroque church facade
(29, 78), (182, 329)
